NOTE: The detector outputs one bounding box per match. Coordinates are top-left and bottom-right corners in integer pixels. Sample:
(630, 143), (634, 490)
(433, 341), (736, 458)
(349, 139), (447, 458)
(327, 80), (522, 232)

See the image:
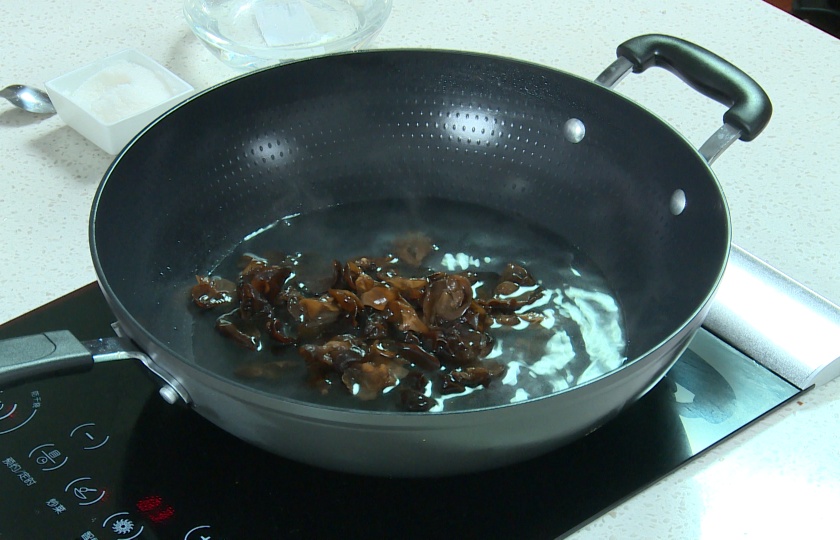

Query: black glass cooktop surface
(0, 284), (801, 540)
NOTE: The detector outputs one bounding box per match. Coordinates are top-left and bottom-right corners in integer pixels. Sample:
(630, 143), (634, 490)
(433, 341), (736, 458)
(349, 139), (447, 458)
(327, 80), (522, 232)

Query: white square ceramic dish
(46, 50), (194, 154)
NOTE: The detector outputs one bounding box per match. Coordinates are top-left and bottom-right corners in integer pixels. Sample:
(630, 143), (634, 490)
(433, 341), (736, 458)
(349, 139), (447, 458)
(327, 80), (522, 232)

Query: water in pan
(190, 198), (627, 412)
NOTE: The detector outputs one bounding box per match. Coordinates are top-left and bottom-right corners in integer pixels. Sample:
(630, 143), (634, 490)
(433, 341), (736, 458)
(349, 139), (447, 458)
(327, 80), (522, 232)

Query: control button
(70, 422), (110, 450)
(28, 443), (68, 471)
(64, 477), (106, 506)
(185, 524), (219, 540)
(0, 390), (40, 435)
(103, 511), (145, 539)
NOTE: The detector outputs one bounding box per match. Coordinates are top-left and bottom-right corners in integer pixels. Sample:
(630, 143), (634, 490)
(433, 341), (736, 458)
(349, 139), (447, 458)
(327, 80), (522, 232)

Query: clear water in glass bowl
(184, 0), (392, 70)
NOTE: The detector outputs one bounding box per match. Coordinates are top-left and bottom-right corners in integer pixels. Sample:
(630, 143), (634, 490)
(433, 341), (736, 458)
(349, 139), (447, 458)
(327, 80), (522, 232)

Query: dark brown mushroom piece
(215, 310), (261, 350)
(237, 282), (272, 320)
(237, 252), (268, 270)
(461, 301), (492, 332)
(362, 310), (391, 340)
(248, 266), (293, 303)
(341, 362), (398, 401)
(298, 334), (367, 372)
(399, 371), (433, 412)
(298, 295), (341, 325)
(294, 254), (343, 295)
(354, 273), (377, 294)
(422, 274), (474, 322)
(344, 256), (390, 286)
(265, 317), (296, 344)
(518, 311), (546, 325)
(191, 275), (237, 309)
(296, 295), (342, 340)
(434, 323), (494, 366)
(327, 288), (363, 321)
(493, 313), (522, 326)
(440, 375), (466, 395)
(441, 363), (506, 395)
(387, 297), (430, 334)
(342, 260), (362, 290)
(367, 339), (399, 361)
(384, 276), (428, 301)
(360, 286), (399, 311)
(340, 259), (379, 294)
(495, 280), (520, 296)
(478, 285), (544, 314)
(235, 360), (296, 379)
(449, 363), (506, 388)
(397, 341), (440, 371)
(464, 271), (502, 301)
(392, 232), (434, 267)
(500, 262), (537, 286)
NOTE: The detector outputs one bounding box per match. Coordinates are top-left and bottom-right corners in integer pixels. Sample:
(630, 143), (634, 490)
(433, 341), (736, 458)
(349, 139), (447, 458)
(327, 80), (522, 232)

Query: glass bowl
(183, 0), (393, 70)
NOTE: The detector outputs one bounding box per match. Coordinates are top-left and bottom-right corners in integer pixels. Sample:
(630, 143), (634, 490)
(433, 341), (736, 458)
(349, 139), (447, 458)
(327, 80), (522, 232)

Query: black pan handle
(0, 331), (192, 403)
(0, 331), (93, 387)
(613, 34), (772, 142)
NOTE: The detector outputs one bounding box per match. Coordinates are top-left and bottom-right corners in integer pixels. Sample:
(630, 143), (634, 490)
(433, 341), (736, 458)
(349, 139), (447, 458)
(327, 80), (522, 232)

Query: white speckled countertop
(2, 0), (839, 537)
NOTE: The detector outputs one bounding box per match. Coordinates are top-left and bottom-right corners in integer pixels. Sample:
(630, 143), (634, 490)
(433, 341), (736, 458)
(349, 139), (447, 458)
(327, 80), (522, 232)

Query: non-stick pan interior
(91, 50), (729, 382)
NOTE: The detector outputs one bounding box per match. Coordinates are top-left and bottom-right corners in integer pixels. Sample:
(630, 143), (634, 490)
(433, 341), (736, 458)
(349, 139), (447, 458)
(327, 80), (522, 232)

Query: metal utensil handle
(595, 34), (773, 164)
(0, 331), (93, 386)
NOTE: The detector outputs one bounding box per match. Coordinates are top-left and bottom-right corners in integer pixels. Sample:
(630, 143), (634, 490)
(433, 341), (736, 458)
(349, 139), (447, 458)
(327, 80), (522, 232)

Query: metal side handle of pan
(595, 33), (773, 164)
(0, 331), (191, 404)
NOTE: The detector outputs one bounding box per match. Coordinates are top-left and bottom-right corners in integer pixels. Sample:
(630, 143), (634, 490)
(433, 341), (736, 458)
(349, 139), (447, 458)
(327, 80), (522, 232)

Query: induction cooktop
(1, 245), (838, 540)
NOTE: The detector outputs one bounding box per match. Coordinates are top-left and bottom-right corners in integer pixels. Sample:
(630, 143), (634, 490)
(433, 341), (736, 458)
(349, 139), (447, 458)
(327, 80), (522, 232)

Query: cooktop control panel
(0, 362), (221, 540)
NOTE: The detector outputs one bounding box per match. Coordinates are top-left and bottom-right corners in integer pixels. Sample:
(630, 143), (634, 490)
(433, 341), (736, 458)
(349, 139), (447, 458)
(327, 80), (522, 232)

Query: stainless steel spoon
(0, 84), (56, 114)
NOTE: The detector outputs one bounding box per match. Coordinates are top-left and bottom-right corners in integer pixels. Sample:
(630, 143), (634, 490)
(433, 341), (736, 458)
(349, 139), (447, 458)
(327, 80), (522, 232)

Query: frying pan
(0, 35), (771, 476)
